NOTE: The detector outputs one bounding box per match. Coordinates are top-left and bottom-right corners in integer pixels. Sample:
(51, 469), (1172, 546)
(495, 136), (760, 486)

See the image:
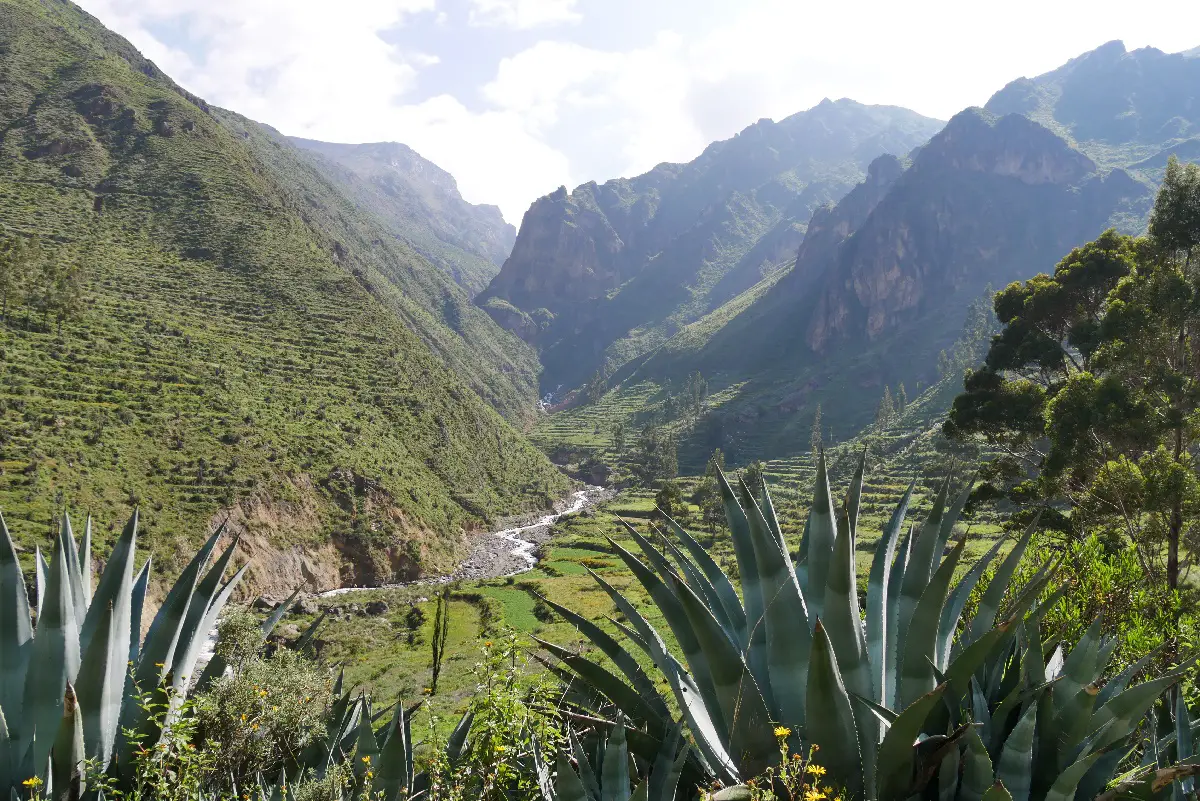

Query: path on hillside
(318, 485), (610, 597)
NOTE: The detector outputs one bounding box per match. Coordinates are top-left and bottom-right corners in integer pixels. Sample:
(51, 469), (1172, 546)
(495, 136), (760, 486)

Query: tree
(946, 157), (1200, 594)
(0, 237), (22, 323)
(875, 386), (895, 430)
(584, 370), (607, 405)
(686, 371), (708, 417)
(654, 479), (686, 523)
(741, 460), (765, 499)
(611, 421), (626, 455)
(810, 404), (823, 455)
(705, 448), (725, 478)
(631, 425), (677, 486)
(49, 259), (85, 335)
(896, 383), (907, 413)
(691, 475), (723, 534)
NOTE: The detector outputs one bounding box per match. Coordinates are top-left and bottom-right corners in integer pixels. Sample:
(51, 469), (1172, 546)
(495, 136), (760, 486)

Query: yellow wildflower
(22, 777), (44, 789)
(804, 790), (826, 801)
(362, 756), (372, 764)
(773, 726), (791, 738)
(805, 764), (827, 777)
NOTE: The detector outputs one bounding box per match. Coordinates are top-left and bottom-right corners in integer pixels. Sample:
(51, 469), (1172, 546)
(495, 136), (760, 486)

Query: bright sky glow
(77, 0), (1200, 222)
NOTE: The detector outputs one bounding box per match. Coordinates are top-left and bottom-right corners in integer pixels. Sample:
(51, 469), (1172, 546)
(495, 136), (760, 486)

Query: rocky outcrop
(804, 109), (1146, 351)
(479, 99), (944, 393)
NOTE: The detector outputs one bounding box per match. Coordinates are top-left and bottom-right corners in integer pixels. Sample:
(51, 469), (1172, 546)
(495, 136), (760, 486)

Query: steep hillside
(478, 99), (943, 394)
(0, 0), (569, 592)
(984, 41), (1200, 173)
(594, 42), (1192, 465)
(289, 138), (515, 296)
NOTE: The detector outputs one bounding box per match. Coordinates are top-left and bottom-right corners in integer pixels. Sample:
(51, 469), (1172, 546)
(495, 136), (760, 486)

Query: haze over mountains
(2, 0), (1198, 587)
(480, 40), (1200, 464)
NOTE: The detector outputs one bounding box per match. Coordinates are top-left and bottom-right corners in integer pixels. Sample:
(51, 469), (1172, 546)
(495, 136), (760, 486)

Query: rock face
(290, 138), (516, 296)
(477, 99), (944, 395)
(804, 108), (1134, 352)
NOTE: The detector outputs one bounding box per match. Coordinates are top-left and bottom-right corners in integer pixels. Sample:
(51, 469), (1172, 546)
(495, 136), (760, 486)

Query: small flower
(259, 690), (268, 697)
(804, 790), (826, 801)
(773, 726), (792, 738)
(361, 756), (372, 764)
(806, 764), (826, 777)
(22, 777), (44, 789)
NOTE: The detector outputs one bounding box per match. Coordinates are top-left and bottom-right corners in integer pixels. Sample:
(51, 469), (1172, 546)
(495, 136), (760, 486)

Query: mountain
(478, 99), (944, 395)
(288, 138), (515, 296)
(612, 42), (1195, 468)
(984, 40), (1200, 173)
(0, 0), (568, 594)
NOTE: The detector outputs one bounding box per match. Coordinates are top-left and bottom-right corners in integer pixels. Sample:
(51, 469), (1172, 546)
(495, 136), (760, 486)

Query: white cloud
(467, 0), (580, 30)
(74, 0), (1200, 224)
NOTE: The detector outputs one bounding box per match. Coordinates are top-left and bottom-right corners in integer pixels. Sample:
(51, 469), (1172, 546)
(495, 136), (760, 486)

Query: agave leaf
(172, 558), (249, 694)
(653, 524), (739, 644)
(648, 725), (688, 801)
(995, 701), (1037, 801)
(842, 449), (867, 539)
(850, 692), (899, 726)
(605, 540), (725, 732)
(446, 708), (473, 764)
(58, 515), (87, 632)
(569, 728), (602, 801)
(1053, 682), (1100, 758)
(866, 482), (913, 704)
(875, 681), (949, 801)
(739, 474), (811, 728)
(1054, 616), (1104, 715)
(898, 539), (967, 709)
(128, 559), (151, 667)
(79, 512), (136, 666)
(135, 524), (226, 690)
(531, 733), (556, 801)
(50, 683), (85, 801)
(260, 589), (301, 638)
(24, 523), (81, 769)
(759, 480), (787, 555)
(1088, 668), (1191, 753)
(966, 517), (1038, 646)
(1095, 646), (1163, 708)
(896, 478), (950, 636)
(802, 454), (837, 623)
(587, 569), (738, 784)
(939, 535), (1006, 669)
(0, 513), (33, 727)
(981, 780), (1014, 801)
(352, 697), (381, 781)
(959, 726), (995, 801)
(938, 732), (960, 801)
(76, 598), (125, 766)
(1178, 690), (1196, 795)
(1042, 749), (1108, 801)
(668, 572), (775, 779)
(715, 470), (772, 713)
(35, 546), (47, 617)
(807, 620), (863, 798)
(934, 480), (973, 561)
(376, 696), (414, 801)
(536, 637), (666, 732)
(661, 515), (747, 646)
(556, 752), (591, 801)
(537, 595), (670, 720)
(602, 721), (631, 801)
(78, 517), (93, 607)
(884, 524), (913, 709)
(822, 490), (876, 789)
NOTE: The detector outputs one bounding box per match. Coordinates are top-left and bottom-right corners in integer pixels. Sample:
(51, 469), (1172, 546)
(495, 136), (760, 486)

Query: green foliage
(430, 587), (450, 695)
(0, 507), (245, 795)
(424, 634), (564, 801)
(541, 454), (1191, 800)
(653, 480), (686, 524)
(192, 647), (332, 790)
(948, 163), (1200, 593)
(0, 0), (568, 576)
(631, 426), (678, 487)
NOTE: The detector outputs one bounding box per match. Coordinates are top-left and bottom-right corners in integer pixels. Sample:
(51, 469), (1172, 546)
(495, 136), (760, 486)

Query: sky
(77, 0), (1200, 224)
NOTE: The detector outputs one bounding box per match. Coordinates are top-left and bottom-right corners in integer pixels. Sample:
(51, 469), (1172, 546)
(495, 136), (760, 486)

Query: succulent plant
(0, 508), (245, 795)
(541, 453), (1192, 800)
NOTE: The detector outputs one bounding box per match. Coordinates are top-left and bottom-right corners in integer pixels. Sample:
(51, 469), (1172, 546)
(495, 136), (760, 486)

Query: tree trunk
(1168, 423), (1184, 591)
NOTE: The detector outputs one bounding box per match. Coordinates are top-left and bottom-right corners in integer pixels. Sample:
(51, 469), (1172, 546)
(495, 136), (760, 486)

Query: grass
(0, 0), (568, 583)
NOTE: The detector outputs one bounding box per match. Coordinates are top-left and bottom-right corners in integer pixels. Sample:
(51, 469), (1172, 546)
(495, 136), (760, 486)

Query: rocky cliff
(479, 99), (943, 394)
(290, 138), (516, 296)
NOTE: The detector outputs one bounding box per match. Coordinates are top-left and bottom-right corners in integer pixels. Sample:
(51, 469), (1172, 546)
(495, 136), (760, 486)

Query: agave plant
(531, 717), (692, 801)
(541, 453), (1190, 801)
(0, 508), (246, 796)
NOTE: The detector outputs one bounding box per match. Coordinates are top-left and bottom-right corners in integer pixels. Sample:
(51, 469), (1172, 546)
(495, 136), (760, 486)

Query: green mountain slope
(477, 99), (944, 395)
(0, 0), (568, 591)
(594, 42), (1191, 466)
(288, 138), (515, 296)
